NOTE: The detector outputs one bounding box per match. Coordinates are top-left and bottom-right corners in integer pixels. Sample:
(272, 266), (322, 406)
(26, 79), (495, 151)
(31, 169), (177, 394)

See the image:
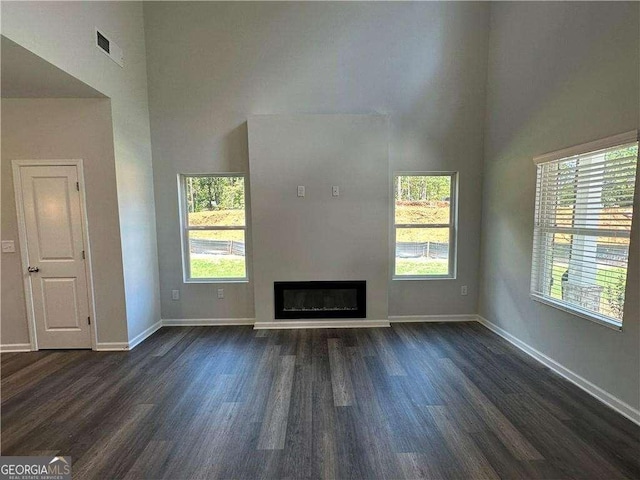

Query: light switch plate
(1, 241), (15, 253)
(332, 186), (339, 197)
(297, 186), (305, 197)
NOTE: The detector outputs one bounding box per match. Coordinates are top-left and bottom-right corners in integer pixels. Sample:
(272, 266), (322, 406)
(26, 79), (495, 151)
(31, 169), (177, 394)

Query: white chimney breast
(248, 114), (390, 325)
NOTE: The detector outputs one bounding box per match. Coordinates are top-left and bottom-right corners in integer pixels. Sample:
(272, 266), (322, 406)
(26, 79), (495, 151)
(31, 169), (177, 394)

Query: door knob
(27, 266), (39, 273)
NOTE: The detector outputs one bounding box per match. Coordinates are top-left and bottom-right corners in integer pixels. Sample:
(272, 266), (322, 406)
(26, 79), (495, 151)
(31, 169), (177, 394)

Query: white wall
(480, 2), (640, 410)
(144, 2), (490, 320)
(1, 1), (161, 341)
(248, 115), (389, 324)
(1, 99), (128, 345)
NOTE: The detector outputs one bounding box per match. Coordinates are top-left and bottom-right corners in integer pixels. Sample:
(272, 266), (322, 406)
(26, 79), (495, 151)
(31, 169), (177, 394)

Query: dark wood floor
(1, 323), (639, 480)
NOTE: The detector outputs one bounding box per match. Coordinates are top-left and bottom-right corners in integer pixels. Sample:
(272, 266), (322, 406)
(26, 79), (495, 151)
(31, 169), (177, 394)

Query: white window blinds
(530, 136), (638, 327)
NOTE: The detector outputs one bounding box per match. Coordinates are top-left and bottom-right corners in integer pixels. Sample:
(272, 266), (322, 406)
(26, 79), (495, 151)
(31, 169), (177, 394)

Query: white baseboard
(0, 343), (32, 353)
(95, 342), (129, 351)
(128, 320), (162, 350)
(163, 318), (391, 329)
(476, 315), (640, 426)
(389, 314), (477, 323)
(162, 318), (255, 327)
(254, 319), (391, 329)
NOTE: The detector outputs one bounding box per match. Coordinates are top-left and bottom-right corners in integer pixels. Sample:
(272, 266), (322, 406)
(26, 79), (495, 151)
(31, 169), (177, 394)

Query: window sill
(530, 294), (623, 331)
(393, 275), (456, 281)
(184, 279), (249, 284)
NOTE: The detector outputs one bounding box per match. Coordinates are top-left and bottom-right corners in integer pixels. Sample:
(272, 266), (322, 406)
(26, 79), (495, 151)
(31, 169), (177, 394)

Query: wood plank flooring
(2, 322), (639, 479)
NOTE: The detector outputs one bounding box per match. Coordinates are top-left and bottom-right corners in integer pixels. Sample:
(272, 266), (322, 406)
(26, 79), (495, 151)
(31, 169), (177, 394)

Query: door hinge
(82, 250), (86, 260)
(88, 316), (91, 325)
(76, 182), (80, 191)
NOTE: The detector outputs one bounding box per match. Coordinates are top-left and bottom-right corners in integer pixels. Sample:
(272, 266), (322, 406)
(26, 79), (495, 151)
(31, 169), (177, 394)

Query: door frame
(12, 159), (98, 351)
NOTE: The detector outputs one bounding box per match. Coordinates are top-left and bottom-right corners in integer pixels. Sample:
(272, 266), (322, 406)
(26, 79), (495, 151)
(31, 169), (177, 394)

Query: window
(531, 132), (639, 328)
(179, 174), (247, 282)
(393, 173), (457, 278)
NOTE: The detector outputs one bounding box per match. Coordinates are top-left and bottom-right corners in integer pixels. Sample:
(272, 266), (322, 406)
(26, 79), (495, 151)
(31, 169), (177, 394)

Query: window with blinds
(530, 133), (638, 328)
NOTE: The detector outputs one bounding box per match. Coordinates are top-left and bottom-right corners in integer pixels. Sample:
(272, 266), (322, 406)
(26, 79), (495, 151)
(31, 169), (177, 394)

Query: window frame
(530, 131), (639, 331)
(392, 171), (458, 280)
(178, 173), (249, 284)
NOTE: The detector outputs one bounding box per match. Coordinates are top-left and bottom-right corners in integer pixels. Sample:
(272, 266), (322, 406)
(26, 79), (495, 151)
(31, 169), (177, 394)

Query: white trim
(128, 320), (162, 350)
(392, 275), (457, 281)
(254, 320), (390, 329)
(389, 314), (477, 323)
(11, 159), (98, 351)
(532, 130), (638, 165)
(162, 318), (255, 327)
(76, 160), (99, 351)
(13, 162), (39, 351)
(95, 342), (129, 351)
(476, 315), (640, 426)
(0, 343), (33, 353)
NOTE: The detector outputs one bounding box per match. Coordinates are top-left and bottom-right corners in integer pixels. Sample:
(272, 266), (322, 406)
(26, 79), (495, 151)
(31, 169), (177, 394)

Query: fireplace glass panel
(274, 281), (366, 319)
(283, 288), (358, 312)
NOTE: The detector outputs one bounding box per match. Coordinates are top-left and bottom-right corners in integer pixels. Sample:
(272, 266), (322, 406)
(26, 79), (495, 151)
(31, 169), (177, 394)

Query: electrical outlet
(1, 240), (16, 253)
(461, 285), (468, 296)
(217, 288), (224, 299)
(171, 289), (180, 300)
(332, 186), (339, 197)
(297, 185), (305, 197)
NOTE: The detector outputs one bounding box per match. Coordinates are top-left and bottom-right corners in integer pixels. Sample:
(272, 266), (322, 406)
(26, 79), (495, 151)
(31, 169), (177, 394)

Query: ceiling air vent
(97, 31), (110, 53)
(95, 28), (124, 68)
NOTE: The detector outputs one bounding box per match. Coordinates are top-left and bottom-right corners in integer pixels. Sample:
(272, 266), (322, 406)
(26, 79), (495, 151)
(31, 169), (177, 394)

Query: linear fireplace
(274, 281), (366, 319)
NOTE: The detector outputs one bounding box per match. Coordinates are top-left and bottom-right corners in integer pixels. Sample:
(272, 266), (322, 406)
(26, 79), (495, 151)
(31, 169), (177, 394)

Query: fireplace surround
(249, 115), (389, 325)
(274, 281), (366, 319)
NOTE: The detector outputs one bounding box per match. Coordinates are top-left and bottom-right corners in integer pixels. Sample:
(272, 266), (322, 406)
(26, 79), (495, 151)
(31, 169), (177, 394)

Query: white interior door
(15, 164), (92, 349)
